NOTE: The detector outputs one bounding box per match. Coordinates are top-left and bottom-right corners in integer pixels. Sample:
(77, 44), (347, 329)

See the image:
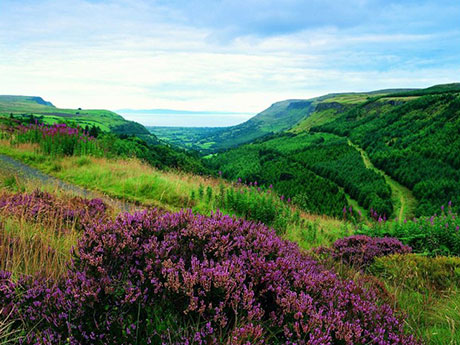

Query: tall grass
(370, 254), (460, 345)
(0, 217), (75, 280)
(0, 309), (19, 345)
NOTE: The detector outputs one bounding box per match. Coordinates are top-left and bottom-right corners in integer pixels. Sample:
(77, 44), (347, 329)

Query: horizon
(1, 0), (459, 126)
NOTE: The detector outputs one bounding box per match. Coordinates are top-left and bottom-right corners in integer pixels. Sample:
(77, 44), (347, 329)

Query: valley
(2, 0), (459, 343)
(1, 84), (460, 344)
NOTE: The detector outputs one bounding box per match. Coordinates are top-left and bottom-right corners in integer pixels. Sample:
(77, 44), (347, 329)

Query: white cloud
(0, 0), (459, 116)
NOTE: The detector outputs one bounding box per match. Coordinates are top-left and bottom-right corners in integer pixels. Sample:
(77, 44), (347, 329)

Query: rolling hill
(0, 95), (158, 144)
(0, 95), (210, 173)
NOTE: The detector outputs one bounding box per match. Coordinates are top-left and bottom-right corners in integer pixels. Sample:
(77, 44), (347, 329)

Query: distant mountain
(0, 95), (55, 111)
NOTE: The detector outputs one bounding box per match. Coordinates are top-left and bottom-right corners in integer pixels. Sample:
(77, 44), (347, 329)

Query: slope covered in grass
(0, 95), (158, 144)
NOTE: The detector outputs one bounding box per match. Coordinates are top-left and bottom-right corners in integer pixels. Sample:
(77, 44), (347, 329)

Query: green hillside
(207, 83), (460, 218)
(0, 95), (156, 143)
(312, 85), (460, 216)
(0, 95), (209, 173)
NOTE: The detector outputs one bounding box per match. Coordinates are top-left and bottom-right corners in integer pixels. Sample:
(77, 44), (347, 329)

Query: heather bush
(331, 235), (412, 269)
(0, 190), (108, 231)
(0, 209), (420, 344)
(360, 205), (460, 256)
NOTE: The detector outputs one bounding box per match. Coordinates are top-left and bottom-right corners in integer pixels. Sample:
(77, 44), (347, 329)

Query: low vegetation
(1, 191), (420, 344)
(359, 204), (460, 256)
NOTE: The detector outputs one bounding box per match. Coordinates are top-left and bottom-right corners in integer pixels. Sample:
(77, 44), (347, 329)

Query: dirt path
(0, 154), (136, 213)
(347, 140), (417, 222)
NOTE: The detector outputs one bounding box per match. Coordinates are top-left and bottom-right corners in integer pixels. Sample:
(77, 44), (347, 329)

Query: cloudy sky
(0, 0), (459, 114)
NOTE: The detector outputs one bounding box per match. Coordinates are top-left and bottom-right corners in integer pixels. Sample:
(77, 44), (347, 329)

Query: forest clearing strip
(347, 140), (417, 221)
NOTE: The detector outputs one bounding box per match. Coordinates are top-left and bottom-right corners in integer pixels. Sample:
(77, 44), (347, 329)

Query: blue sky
(0, 0), (459, 115)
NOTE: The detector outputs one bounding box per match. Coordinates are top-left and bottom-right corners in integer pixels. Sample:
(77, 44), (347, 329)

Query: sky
(0, 0), (459, 119)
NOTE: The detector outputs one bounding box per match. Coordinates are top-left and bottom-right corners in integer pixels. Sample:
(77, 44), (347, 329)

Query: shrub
(199, 184), (294, 233)
(331, 235), (412, 269)
(1, 208), (420, 344)
(360, 206), (460, 256)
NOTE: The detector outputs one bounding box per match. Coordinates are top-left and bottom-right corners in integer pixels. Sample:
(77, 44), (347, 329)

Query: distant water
(117, 110), (253, 127)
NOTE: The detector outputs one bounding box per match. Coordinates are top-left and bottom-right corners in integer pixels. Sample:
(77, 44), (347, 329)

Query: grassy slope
(0, 141), (351, 249)
(0, 95), (158, 142)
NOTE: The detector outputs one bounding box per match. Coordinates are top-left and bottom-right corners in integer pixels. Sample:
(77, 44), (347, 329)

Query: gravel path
(0, 154), (135, 212)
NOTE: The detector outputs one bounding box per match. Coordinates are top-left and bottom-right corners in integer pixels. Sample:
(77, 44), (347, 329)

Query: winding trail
(0, 154), (136, 212)
(347, 140), (417, 222)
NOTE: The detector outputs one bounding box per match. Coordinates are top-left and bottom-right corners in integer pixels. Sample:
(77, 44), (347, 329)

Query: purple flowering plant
(0, 191), (421, 344)
(12, 122), (98, 156)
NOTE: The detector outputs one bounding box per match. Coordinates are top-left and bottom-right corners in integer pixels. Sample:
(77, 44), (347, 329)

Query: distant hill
(0, 95), (213, 173)
(0, 95), (55, 111)
(150, 89), (417, 153)
(0, 95), (158, 144)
